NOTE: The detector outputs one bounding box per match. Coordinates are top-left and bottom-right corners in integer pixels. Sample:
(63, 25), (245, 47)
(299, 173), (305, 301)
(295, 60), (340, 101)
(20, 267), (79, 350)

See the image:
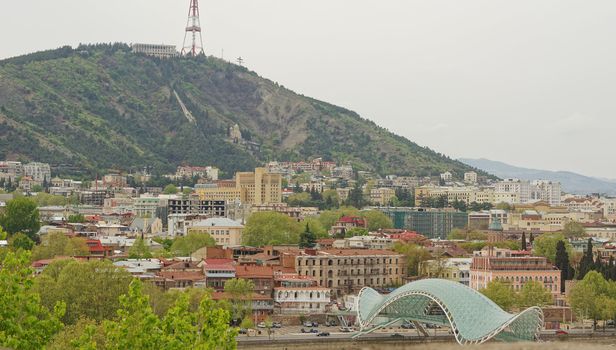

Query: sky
(1, 0), (615, 178)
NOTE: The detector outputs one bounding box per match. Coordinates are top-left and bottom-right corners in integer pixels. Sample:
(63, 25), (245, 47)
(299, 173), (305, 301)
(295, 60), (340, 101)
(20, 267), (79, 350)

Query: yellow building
(370, 187), (396, 206)
(196, 167), (281, 205)
(188, 218), (244, 247)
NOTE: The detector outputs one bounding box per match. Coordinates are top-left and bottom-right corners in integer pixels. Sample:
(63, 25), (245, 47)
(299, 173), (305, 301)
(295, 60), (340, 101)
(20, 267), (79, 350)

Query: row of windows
(297, 257), (400, 266)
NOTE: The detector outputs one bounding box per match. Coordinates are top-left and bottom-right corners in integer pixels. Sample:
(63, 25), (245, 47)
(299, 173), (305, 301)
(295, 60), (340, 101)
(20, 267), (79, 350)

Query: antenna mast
(181, 0), (205, 56)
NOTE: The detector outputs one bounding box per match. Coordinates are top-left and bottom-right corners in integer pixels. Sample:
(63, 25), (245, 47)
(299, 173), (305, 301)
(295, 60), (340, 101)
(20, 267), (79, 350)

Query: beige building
(236, 167), (281, 205)
(370, 187), (396, 206)
(196, 167), (281, 205)
(464, 171), (478, 184)
(292, 249), (406, 297)
(188, 218), (244, 247)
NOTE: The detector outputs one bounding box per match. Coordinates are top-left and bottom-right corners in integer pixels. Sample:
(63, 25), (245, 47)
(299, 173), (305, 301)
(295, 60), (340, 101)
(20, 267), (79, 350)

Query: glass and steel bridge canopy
(355, 279), (543, 345)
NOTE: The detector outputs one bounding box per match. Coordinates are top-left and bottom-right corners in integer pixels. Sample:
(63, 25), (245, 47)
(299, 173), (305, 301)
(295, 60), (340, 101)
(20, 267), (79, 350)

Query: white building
(532, 180), (562, 206)
(495, 179), (531, 203)
(440, 171), (453, 182)
(23, 162), (51, 183)
(464, 171), (478, 184)
(131, 43), (178, 58)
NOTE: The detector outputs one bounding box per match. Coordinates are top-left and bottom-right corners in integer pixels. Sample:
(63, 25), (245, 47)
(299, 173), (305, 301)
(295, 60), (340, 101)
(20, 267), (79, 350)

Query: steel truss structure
(355, 279), (543, 345)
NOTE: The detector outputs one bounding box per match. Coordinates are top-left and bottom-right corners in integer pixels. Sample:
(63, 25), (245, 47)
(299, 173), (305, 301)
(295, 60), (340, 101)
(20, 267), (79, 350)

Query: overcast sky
(1, 1), (615, 178)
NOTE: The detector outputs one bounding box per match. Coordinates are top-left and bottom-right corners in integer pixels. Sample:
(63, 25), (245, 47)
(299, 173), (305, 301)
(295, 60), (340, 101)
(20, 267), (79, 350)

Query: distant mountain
(459, 158), (616, 195)
(0, 44), (487, 178)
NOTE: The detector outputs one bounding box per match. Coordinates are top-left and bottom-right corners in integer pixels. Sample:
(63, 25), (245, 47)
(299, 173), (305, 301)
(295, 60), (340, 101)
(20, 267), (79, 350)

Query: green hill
(0, 44), (486, 178)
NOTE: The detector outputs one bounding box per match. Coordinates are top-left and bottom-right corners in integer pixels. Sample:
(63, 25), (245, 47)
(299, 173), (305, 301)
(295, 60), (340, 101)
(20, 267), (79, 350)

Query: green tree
(532, 233), (574, 264)
(34, 259), (133, 325)
(570, 271), (610, 329)
(224, 278), (255, 323)
(286, 192), (311, 206)
(578, 238), (595, 280)
(0, 250), (65, 350)
(480, 280), (516, 311)
(555, 240), (573, 293)
(521, 232), (527, 251)
(31, 231), (90, 261)
(104, 280), (164, 349)
(67, 214), (86, 223)
(344, 227), (368, 238)
(10, 232), (35, 250)
(242, 212), (302, 246)
(517, 281), (552, 308)
(163, 184), (179, 194)
(302, 217), (328, 238)
(299, 223), (317, 248)
(240, 316), (254, 330)
(170, 232), (215, 256)
(361, 210), (393, 232)
(563, 221), (586, 238)
(129, 237), (153, 259)
(448, 229), (487, 241)
(393, 242), (431, 276)
(0, 196), (40, 240)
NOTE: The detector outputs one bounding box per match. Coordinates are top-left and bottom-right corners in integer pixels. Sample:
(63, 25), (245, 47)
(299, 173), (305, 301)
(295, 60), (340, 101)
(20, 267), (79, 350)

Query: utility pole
(237, 57), (244, 66)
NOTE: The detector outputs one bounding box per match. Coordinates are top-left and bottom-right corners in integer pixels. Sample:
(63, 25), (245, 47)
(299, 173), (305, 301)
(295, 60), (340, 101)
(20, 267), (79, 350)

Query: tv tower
(181, 0), (205, 56)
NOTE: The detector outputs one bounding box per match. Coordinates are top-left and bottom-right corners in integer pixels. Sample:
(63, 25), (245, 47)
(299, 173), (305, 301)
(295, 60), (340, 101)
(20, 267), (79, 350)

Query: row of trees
(0, 250), (239, 349)
(480, 280), (553, 311)
(241, 207), (394, 246)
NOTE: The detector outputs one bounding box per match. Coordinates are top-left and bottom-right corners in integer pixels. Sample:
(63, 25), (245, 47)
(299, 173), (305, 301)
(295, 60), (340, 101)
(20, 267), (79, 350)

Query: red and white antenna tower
(181, 0), (205, 56)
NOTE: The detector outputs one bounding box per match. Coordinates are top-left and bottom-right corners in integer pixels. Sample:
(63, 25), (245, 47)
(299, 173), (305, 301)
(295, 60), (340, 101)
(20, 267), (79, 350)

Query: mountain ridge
(0, 43), (488, 179)
(460, 158), (616, 195)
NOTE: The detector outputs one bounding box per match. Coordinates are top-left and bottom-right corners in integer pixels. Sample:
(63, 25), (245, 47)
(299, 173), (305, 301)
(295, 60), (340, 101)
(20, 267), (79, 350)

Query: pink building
(470, 248), (560, 297)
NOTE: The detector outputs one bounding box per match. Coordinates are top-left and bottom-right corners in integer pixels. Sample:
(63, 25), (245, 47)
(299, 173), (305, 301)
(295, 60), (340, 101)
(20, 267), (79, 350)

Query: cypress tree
(521, 232), (527, 251)
(529, 232), (534, 244)
(555, 240), (570, 293)
(578, 238), (594, 280)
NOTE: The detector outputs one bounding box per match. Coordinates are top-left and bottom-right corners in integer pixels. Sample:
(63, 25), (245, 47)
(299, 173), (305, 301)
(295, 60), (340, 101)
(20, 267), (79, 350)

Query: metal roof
(355, 278), (543, 345)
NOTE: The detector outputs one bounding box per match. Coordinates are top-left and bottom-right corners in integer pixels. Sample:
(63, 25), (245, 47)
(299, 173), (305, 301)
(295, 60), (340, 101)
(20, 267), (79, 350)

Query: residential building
(370, 187), (396, 206)
(235, 265), (274, 295)
(293, 249), (406, 297)
(236, 167), (282, 205)
(23, 162), (51, 182)
(203, 258), (236, 291)
(378, 207), (468, 239)
(155, 260), (206, 289)
(188, 218), (244, 246)
(470, 248), (560, 296)
(420, 258), (472, 286)
(330, 216), (368, 236)
(212, 292), (273, 322)
(274, 273), (330, 315)
(131, 43), (178, 58)
(532, 180), (562, 206)
(440, 172), (453, 182)
(167, 198), (226, 217)
(495, 179), (531, 203)
(174, 166), (219, 181)
(0, 161), (23, 181)
(464, 171), (478, 184)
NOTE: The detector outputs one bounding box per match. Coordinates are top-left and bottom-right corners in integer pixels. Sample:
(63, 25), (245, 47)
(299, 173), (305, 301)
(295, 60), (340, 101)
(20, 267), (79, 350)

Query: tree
(393, 242), (431, 276)
(0, 197), (40, 240)
(0, 250), (65, 350)
(103, 280), (164, 349)
(34, 259), (133, 325)
(570, 271), (610, 329)
(240, 316), (254, 331)
(346, 180), (367, 208)
(521, 232), (527, 251)
(163, 184), (179, 194)
(361, 210), (393, 232)
(67, 214), (86, 223)
(224, 278), (255, 323)
(517, 281), (552, 308)
(480, 280), (516, 311)
(242, 212), (302, 246)
(170, 232), (215, 257)
(578, 238), (595, 280)
(317, 207), (360, 231)
(299, 223), (317, 248)
(302, 217), (328, 238)
(555, 240), (573, 293)
(344, 227), (368, 238)
(129, 237), (153, 259)
(563, 221), (586, 238)
(532, 233), (574, 264)
(31, 232), (90, 261)
(10, 232), (35, 250)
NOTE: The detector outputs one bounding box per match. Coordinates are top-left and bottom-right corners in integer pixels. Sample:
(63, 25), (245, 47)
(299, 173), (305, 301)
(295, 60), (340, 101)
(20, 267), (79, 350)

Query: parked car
(339, 326), (354, 333)
(607, 320), (615, 327)
(325, 321), (338, 327)
(257, 322), (266, 328)
(555, 329), (569, 335)
(424, 323), (438, 329)
(312, 322), (319, 327)
(272, 322), (282, 328)
(390, 333), (405, 339)
(238, 328), (247, 335)
(317, 331), (330, 337)
(401, 322), (415, 329)
(303, 321), (315, 327)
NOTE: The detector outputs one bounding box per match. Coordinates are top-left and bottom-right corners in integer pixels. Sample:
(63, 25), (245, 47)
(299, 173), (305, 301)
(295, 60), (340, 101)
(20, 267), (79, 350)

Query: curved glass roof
(356, 279), (543, 345)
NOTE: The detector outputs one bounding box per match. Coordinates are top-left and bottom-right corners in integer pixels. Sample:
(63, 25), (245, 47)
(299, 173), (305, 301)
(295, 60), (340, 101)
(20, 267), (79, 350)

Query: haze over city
(2, 0), (615, 178)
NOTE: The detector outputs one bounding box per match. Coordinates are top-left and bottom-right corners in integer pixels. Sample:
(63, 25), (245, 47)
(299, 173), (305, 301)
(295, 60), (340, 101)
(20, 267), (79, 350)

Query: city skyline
(1, 0), (615, 178)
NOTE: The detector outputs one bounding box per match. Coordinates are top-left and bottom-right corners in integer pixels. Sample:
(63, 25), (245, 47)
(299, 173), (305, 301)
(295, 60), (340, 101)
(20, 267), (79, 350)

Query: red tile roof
(235, 265), (274, 279)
